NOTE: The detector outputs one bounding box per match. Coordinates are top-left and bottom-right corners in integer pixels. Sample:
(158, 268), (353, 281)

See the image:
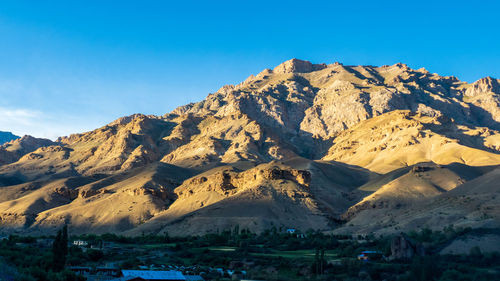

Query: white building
(73, 240), (88, 247)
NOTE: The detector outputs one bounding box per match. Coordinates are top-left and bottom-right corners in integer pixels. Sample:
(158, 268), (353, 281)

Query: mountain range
(0, 131), (20, 145)
(1, 59), (500, 236)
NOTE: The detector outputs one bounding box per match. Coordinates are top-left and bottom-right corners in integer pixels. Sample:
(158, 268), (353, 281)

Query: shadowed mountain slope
(0, 131), (19, 145)
(335, 165), (500, 235)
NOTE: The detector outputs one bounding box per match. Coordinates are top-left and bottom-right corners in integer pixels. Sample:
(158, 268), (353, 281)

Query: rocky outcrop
(124, 185), (174, 201)
(389, 233), (425, 260)
(78, 188), (107, 198)
(273, 58), (327, 74)
(180, 165), (311, 198)
(54, 186), (79, 200)
(465, 77), (500, 97)
(258, 167), (311, 186)
(463, 77), (500, 127)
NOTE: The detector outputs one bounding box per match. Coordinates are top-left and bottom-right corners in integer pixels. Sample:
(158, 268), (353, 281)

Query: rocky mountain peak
(465, 76), (500, 97)
(273, 58), (327, 74)
(394, 62), (409, 69)
(0, 135), (54, 165)
(108, 113), (149, 126)
(8, 135), (53, 147)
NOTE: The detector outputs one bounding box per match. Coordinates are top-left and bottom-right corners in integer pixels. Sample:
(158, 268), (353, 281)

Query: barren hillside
(1, 58), (499, 235)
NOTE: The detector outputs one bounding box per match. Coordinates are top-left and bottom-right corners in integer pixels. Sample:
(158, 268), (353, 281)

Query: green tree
(52, 225), (69, 271)
(87, 249), (104, 262)
(409, 256), (439, 281)
(233, 224), (240, 237)
(320, 248), (325, 275)
(62, 225), (68, 258)
(469, 246), (482, 257)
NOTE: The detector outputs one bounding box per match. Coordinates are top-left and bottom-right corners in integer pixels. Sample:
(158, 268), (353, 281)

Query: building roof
(121, 270), (186, 280)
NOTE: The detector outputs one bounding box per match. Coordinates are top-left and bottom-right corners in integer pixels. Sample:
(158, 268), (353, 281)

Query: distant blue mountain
(0, 131), (20, 145)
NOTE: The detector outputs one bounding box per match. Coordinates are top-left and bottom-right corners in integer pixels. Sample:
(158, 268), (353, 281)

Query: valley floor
(1, 227), (499, 281)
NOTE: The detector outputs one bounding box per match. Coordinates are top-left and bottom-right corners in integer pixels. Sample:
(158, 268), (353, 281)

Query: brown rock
(273, 58), (326, 74)
(389, 233), (425, 260)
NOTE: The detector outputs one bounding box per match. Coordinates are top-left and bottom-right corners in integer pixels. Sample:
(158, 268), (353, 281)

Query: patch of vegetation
(0, 226), (499, 280)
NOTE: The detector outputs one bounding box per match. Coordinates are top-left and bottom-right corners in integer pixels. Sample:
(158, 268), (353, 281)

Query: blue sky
(0, 1), (499, 139)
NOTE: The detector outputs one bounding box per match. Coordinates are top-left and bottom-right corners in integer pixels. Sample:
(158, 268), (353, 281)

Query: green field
(250, 249), (337, 259)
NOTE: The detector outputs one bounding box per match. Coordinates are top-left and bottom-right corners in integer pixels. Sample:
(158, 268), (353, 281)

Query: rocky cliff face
(389, 233), (426, 260)
(463, 77), (500, 127)
(172, 59), (499, 145)
(1, 58), (500, 235)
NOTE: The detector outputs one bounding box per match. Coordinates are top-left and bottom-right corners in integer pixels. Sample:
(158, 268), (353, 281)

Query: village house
(72, 240), (88, 247)
(357, 250), (383, 261)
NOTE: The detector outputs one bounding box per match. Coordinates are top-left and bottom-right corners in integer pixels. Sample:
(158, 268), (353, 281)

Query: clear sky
(0, 1), (499, 139)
